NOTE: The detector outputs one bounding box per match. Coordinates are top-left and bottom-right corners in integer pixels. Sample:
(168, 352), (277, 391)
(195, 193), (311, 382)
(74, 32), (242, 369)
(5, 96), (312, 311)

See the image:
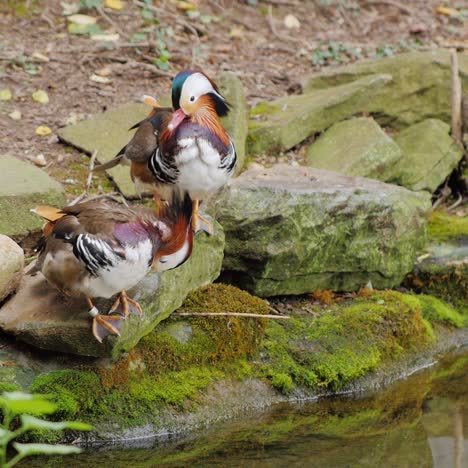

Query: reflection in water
(30, 352), (467, 467)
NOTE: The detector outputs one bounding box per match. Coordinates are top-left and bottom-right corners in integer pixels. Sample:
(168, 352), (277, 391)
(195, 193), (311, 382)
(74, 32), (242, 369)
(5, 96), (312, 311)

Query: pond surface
(28, 351), (467, 467)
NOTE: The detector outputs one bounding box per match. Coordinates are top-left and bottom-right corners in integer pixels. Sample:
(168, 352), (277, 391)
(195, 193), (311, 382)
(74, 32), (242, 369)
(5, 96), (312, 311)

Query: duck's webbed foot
(109, 290), (143, 320)
(192, 199), (213, 236)
(86, 297), (123, 343)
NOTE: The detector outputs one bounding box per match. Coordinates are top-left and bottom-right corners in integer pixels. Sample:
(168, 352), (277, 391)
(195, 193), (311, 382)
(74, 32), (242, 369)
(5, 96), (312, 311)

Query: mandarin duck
(96, 70), (237, 234)
(29, 192), (193, 343)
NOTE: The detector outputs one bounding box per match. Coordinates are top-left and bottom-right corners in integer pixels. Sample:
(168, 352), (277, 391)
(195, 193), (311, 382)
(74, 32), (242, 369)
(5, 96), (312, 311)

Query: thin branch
(363, 0), (412, 15)
(447, 194), (464, 212)
(450, 49), (463, 148)
(173, 312), (291, 320)
(97, 6), (129, 39)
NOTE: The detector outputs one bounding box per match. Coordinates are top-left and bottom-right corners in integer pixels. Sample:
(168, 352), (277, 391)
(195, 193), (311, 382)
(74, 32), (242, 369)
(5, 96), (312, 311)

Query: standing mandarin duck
(29, 192), (193, 343)
(96, 70), (237, 234)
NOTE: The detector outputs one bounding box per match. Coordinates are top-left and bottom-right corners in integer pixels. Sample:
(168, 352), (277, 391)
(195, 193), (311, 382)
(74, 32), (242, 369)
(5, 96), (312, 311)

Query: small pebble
(247, 162), (264, 171)
(32, 154), (47, 167)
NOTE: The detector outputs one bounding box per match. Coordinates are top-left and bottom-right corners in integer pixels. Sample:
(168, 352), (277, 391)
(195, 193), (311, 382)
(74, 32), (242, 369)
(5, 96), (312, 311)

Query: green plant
(0, 391), (92, 467)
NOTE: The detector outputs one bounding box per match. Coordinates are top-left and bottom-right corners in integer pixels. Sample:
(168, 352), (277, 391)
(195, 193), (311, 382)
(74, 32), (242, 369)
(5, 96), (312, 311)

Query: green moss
(417, 295), (466, 327)
(260, 291), (441, 393)
(30, 370), (103, 419)
(0, 383), (21, 393)
(427, 211), (468, 243)
(250, 101), (280, 116)
(270, 373), (294, 393)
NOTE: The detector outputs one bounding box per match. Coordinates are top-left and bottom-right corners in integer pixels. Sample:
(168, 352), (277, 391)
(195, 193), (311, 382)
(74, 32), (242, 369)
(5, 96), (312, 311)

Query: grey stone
(303, 49), (468, 128)
(390, 119), (463, 193)
(0, 216), (224, 358)
(247, 74), (391, 155)
(306, 117), (402, 181)
(210, 165), (431, 296)
(0, 156), (65, 238)
(0, 235), (24, 302)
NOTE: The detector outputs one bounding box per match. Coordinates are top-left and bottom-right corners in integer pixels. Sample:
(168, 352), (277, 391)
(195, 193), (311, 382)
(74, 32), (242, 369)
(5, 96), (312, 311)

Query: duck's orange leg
(192, 199), (213, 235)
(86, 297), (123, 343)
(109, 290), (143, 319)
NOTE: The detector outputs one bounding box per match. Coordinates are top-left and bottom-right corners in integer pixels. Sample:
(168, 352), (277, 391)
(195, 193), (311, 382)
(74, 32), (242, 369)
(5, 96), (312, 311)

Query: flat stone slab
(390, 119), (463, 193)
(0, 156), (65, 238)
(210, 165), (431, 296)
(58, 73), (248, 196)
(58, 103), (152, 198)
(247, 74), (391, 155)
(303, 49), (468, 128)
(0, 235), (24, 302)
(0, 217), (224, 358)
(306, 117), (401, 181)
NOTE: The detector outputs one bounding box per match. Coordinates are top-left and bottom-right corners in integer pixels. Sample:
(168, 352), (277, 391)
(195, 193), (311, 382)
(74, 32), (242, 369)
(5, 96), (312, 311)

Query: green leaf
(80, 0), (102, 9)
(12, 442), (82, 457)
(0, 393), (56, 416)
(141, 9), (154, 21)
(20, 415), (93, 432)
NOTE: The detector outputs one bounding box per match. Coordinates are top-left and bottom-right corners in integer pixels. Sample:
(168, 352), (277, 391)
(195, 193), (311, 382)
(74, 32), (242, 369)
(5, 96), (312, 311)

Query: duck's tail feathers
(94, 153), (125, 172)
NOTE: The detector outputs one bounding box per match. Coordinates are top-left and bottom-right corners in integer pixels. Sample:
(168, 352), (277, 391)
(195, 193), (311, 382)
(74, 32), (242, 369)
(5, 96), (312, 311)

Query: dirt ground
(0, 0), (466, 201)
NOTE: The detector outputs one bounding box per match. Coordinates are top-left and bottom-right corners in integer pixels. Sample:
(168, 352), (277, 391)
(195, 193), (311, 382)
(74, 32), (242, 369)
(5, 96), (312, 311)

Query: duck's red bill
(168, 109), (186, 132)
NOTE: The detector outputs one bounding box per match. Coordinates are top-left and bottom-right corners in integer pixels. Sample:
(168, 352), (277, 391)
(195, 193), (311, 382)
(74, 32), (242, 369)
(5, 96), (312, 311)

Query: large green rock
(0, 217), (224, 358)
(247, 74), (391, 155)
(0, 156), (65, 238)
(390, 119), (463, 193)
(306, 117), (402, 181)
(303, 49), (468, 128)
(210, 165), (431, 296)
(58, 73), (248, 196)
(217, 73), (248, 174)
(406, 211), (467, 315)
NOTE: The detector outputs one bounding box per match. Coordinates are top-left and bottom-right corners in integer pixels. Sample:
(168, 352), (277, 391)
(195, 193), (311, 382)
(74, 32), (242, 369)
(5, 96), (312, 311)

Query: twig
(69, 150), (98, 206)
(450, 49), (463, 148)
(97, 6), (129, 39)
(123, 59), (174, 78)
(432, 183), (451, 209)
(447, 194), (464, 212)
(173, 312), (291, 320)
(266, 5), (299, 43)
(363, 0), (412, 15)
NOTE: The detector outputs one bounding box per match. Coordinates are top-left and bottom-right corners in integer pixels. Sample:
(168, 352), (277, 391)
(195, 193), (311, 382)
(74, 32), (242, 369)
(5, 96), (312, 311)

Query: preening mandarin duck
(96, 70), (237, 234)
(30, 192), (193, 343)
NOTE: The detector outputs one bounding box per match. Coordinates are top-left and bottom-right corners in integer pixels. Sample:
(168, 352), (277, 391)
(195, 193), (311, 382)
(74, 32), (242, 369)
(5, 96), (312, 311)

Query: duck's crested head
(171, 70), (229, 119)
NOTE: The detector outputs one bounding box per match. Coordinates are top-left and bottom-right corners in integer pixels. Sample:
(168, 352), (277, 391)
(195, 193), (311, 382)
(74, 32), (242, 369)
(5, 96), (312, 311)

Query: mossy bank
(22, 284), (467, 445)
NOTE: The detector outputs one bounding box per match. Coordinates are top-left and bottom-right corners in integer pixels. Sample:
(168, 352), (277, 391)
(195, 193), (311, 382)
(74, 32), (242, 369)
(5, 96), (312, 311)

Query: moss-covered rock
(210, 164), (431, 296)
(247, 74), (391, 155)
(0, 155), (65, 238)
(0, 218), (225, 358)
(390, 119), (463, 192)
(306, 117), (402, 181)
(217, 73), (248, 174)
(303, 49), (468, 128)
(406, 211), (467, 314)
(24, 285), (465, 441)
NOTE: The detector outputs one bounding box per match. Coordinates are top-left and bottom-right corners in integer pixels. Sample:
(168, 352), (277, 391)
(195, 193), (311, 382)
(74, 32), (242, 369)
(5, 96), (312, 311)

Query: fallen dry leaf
(67, 14), (97, 25)
(173, 0), (198, 12)
(95, 65), (113, 77)
(284, 14), (300, 29)
(435, 6), (460, 16)
(32, 51), (50, 62)
(229, 26), (245, 39)
(105, 0), (125, 10)
(90, 33), (120, 42)
(0, 88), (12, 101)
(90, 73), (112, 84)
(35, 125), (52, 136)
(8, 110), (21, 120)
(32, 90), (49, 104)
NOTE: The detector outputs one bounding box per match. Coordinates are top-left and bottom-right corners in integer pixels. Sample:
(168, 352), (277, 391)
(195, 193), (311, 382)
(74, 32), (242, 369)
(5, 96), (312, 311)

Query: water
(27, 351), (467, 467)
